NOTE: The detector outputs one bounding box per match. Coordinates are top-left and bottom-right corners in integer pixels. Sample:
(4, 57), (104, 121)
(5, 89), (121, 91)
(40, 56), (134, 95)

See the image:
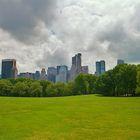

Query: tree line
(0, 64), (140, 97)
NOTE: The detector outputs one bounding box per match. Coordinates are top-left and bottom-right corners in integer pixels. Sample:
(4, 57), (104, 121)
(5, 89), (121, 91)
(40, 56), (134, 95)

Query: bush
(0, 80), (12, 96)
(30, 82), (42, 97)
(12, 82), (30, 97)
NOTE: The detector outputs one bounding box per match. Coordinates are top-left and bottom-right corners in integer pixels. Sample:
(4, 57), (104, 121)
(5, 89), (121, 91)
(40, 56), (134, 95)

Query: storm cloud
(0, 0), (140, 73)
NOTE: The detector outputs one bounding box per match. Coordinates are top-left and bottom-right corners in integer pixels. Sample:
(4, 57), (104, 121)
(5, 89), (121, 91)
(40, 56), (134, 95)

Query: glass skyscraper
(47, 67), (57, 83)
(95, 60), (106, 76)
(70, 53), (82, 80)
(1, 59), (18, 79)
(56, 65), (68, 83)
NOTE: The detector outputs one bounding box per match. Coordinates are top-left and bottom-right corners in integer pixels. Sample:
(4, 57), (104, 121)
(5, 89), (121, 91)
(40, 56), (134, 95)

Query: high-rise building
(117, 59), (125, 65)
(56, 65), (68, 83)
(40, 68), (47, 80)
(1, 59), (18, 79)
(70, 53), (82, 80)
(81, 66), (89, 74)
(47, 67), (57, 82)
(34, 71), (40, 80)
(95, 60), (106, 76)
(67, 70), (71, 81)
(95, 61), (101, 76)
(100, 60), (106, 74)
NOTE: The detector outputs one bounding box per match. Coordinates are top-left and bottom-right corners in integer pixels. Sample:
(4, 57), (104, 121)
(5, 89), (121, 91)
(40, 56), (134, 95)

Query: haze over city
(0, 0), (140, 73)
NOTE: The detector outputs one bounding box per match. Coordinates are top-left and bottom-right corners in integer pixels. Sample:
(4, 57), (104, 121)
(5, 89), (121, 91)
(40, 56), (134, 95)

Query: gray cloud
(0, 0), (57, 42)
(36, 48), (70, 69)
(0, 0), (140, 73)
(96, 4), (140, 63)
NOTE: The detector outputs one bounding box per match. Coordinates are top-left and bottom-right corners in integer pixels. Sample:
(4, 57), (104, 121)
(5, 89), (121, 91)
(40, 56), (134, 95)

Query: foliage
(74, 74), (88, 95)
(0, 64), (139, 97)
(12, 82), (30, 97)
(136, 69), (140, 95)
(29, 82), (42, 97)
(39, 80), (51, 96)
(0, 80), (12, 96)
(74, 74), (97, 95)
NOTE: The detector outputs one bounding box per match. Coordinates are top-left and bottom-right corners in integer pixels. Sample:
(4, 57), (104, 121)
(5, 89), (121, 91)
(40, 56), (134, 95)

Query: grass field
(0, 95), (140, 140)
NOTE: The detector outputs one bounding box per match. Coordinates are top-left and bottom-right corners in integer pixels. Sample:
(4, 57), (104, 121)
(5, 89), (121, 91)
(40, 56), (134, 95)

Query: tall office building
(56, 65), (68, 83)
(96, 61), (101, 76)
(47, 67), (57, 83)
(100, 60), (106, 74)
(95, 60), (106, 76)
(1, 59), (18, 79)
(57, 66), (61, 74)
(40, 68), (47, 80)
(117, 59), (125, 65)
(70, 53), (82, 80)
(34, 71), (40, 80)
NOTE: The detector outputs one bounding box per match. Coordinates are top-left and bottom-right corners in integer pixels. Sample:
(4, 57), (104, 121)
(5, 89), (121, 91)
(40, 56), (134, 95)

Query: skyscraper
(96, 61), (101, 76)
(34, 71), (40, 80)
(40, 68), (47, 80)
(47, 67), (57, 83)
(117, 59), (125, 65)
(95, 60), (106, 76)
(100, 60), (106, 74)
(1, 59), (18, 79)
(70, 53), (82, 80)
(56, 65), (68, 83)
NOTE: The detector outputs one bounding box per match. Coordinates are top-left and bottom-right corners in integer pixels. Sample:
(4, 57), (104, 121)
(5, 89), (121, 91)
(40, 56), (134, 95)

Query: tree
(114, 64), (136, 96)
(29, 82), (42, 97)
(12, 82), (30, 97)
(64, 82), (75, 96)
(84, 74), (97, 94)
(95, 70), (115, 96)
(15, 78), (34, 83)
(136, 67), (140, 95)
(0, 80), (12, 96)
(46, 84), (57, 97)
(39, 80), (51, 96)
(46, 83), (66, 97)
(95, 64), (137, 96)
(74, 74), (88, 95)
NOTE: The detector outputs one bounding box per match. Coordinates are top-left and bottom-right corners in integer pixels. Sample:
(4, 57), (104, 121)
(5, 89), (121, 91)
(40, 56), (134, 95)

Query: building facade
(34, 71), (40, 80)
(40, 68), (47, 80)
(70, 53), (82, 80)
(1, 59), (18, 79)
(47, 67), (57, 82)
(95, 60), (106, 76)
(56, 65), (68, 83)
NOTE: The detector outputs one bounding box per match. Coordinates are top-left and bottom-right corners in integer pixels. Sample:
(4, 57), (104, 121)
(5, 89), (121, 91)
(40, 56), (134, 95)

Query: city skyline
(0, 0), (140, 73)
(1, 55), (124, 75)
(1, 53), (91, 82)
(0, 55), (126, 74)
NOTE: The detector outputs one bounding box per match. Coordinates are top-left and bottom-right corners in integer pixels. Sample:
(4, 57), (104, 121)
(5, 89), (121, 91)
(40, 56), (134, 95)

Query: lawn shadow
(95, 94), (140, 98)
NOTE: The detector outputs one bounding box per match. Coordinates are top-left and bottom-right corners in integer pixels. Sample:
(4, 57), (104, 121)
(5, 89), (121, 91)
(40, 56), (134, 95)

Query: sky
(0, 0), (140, 73)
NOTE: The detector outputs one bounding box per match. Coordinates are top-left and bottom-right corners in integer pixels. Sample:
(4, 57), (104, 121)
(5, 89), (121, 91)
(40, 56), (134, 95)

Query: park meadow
(0, 95), (140, 140)
(0, 64), (140, 140)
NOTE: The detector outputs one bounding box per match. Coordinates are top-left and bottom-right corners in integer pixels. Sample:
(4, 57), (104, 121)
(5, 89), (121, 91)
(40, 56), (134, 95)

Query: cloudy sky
(0, 0), (140, 73)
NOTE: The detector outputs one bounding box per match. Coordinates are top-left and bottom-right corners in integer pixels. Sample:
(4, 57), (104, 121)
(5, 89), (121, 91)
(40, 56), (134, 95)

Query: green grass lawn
(0, 95), (140, 140)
